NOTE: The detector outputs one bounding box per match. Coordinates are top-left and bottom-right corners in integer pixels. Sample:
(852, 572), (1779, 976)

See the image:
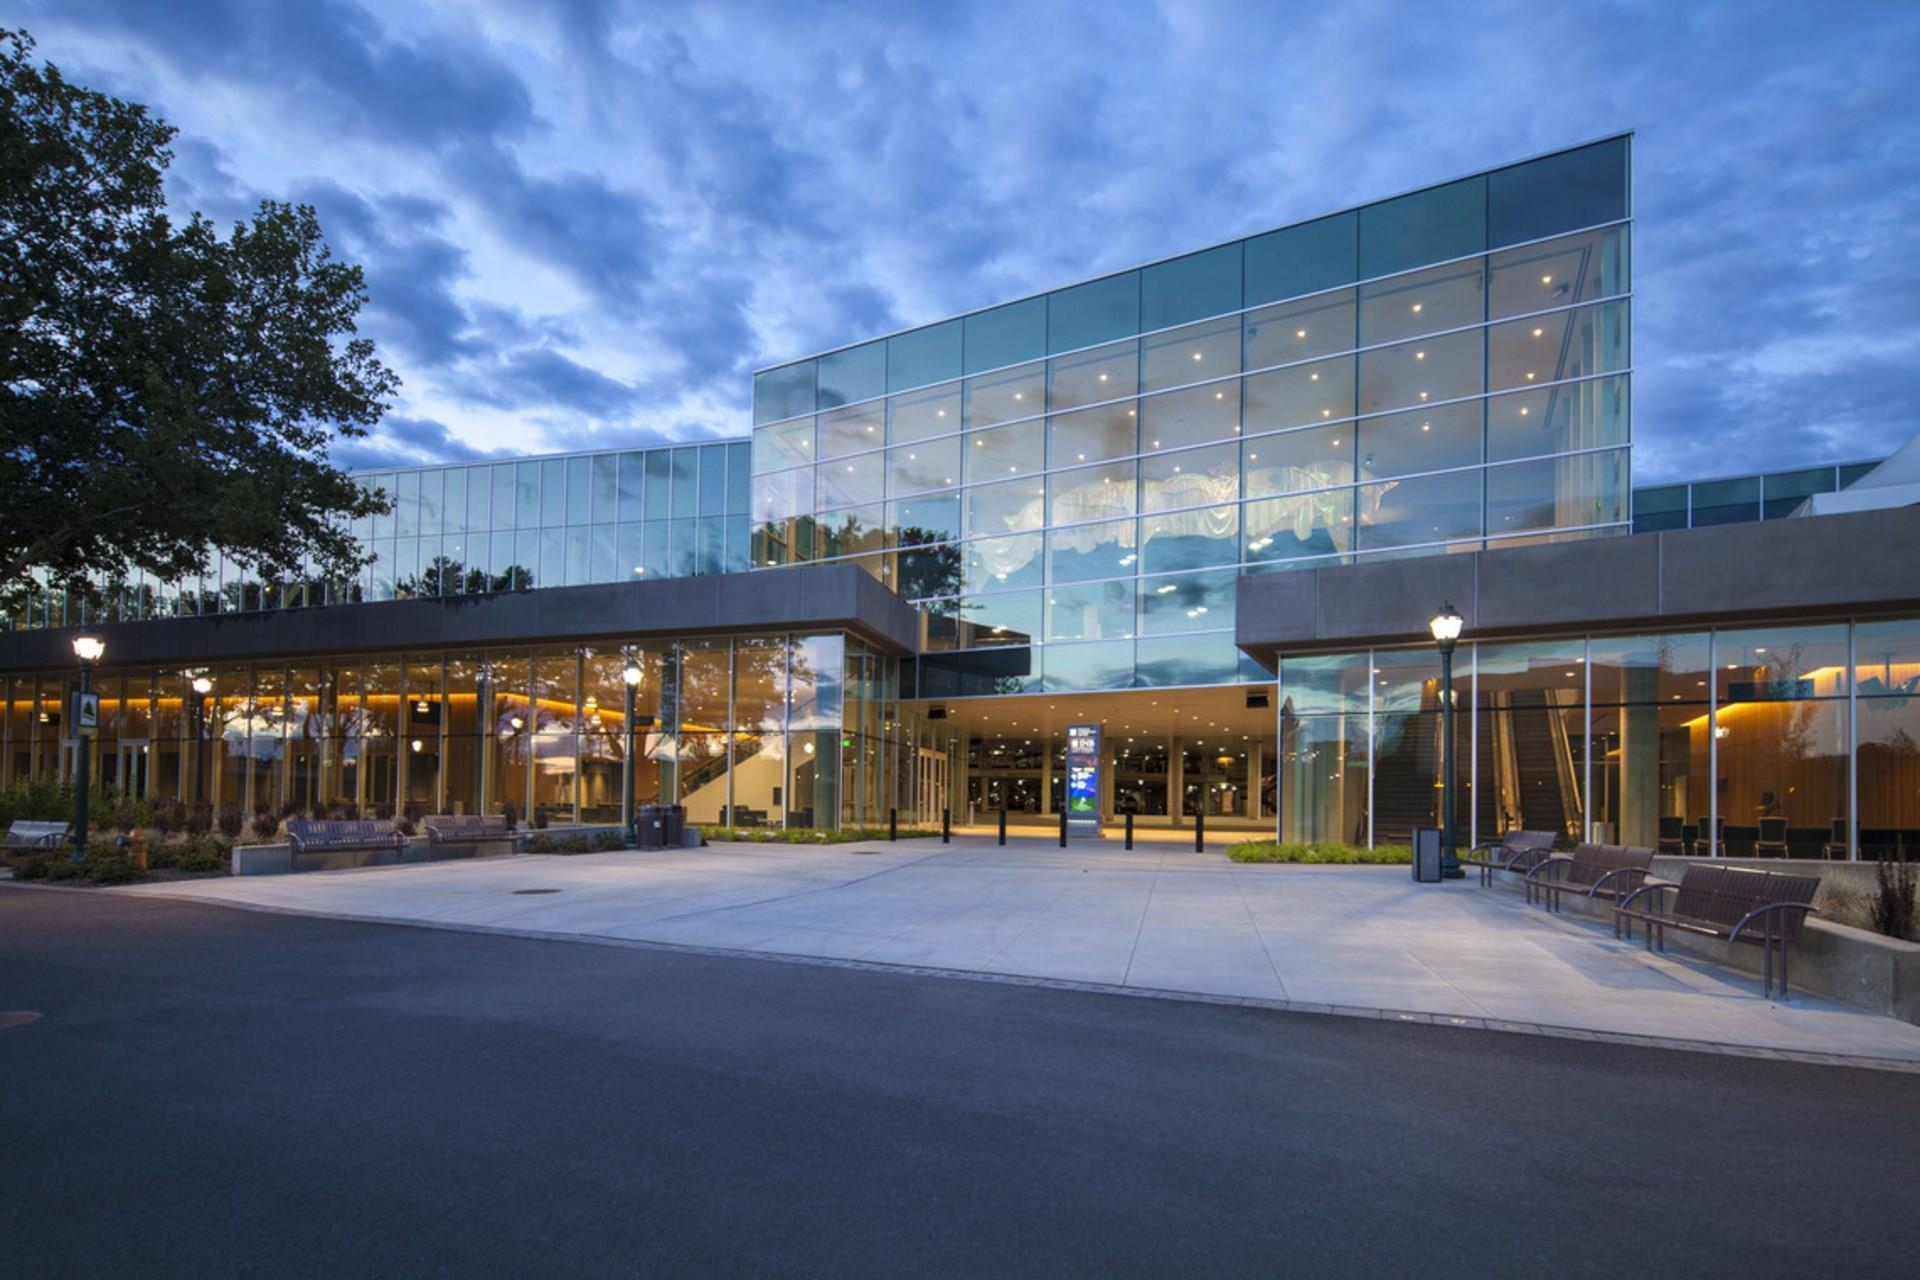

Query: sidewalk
(105, 836), (1920, 1067)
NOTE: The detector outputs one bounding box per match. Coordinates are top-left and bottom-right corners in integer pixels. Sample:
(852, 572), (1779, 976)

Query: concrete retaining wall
(230, 834), (516, 876)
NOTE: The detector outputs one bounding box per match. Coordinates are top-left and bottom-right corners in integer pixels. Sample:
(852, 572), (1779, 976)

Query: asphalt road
(3, 886), (1917, 1279)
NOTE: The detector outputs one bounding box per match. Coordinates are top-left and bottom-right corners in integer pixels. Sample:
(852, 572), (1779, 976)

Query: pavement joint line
(10, 880), (1920, 1075)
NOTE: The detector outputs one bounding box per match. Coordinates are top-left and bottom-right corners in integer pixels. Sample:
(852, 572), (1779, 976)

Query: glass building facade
(751, 138), (1633, 697)
(1631, 459), (1882, 533)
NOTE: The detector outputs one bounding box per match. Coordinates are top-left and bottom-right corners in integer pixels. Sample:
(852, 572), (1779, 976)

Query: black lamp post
(190, 674), (212, 806)
(1429, 603), (1465, 879)
(622, 655), (642, 844)
(70, 635), (105, 860)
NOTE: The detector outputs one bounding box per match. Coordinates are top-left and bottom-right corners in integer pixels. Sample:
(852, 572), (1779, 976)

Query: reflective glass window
(1139, 504), (1239, 574)
(964, 362), (1044, 428)
(1715, 625), (1850, 701)
(1762, 467), (1837, 519)
(540, 459), (566, 526)
(818, 340), (887, 408)
(964, 297), (1047, 374)
(727, 443), (752, 514)
(1488, 301), (1628, 393)
(816, 505), (886, 560)
(1356, 327), (1483, 415)
(1042, 639), (1134, 692)
(565, 456), (591, 523)
(1489, 224), (1628, 319)
(887, 320), (963, 392)
(752, 468), (808, 525)
(515, 461), (540, 528)
(1244, 290), (1357, 368)
(1046, 580), (1135, 642)
(755, 417), (815, 472)
(1854, 620), (1920, 697)
(887, 436), (961, 497)
(1245, 489), (1353, 563)
(1243, 357), (1355, 432)
(1137, 569), (1234, 635)
(698, 445), (728, 516)
(1279, 652), (1372, 715)
(753, 360), (815, 425)
(965, 419), (1045, 483)
(1048, 339), (1137, 412)
(1244, 424), (1354, 498)
(589, 455), (616, 524)
(816, 456), (884, 510)
(1631, 483), (1688, 534)
(818, 402), (884, 460)
(444, 466), (468, 533)
(1690, 476), (1759, 527)
(1244, 212), (1356, 306)
(964, 532), (1044, 592)
(1140, 383), (1240, 453)
(394, 470), (419, 537)
(1141, 315), (1240, 393)
(1046, 517), (1138, 584)
(1135, 632), (1240, 689)
(890, 492), (962, 545)
(1356, 468), (1481, 549)
(887, 382), (961, 444)
(490, 464), (516, 530)
(467, 465), (492, 531)
(1048, 461), (1136, 525)
(1357, 399), (1483, 482)
(896, 542), (964, 601)
(1048, 272), (1139, 354)
(957, 590), (1042, 647)
(418, 468), (444, 536)
(671, 448), (698, 518)
(965, 475), (1047, 537)
(1488, 137), (1628, 248)
(1141, 243), (1242, 331)
(1486, 449), (1627, 536)
(1049, 401), (1138, 467)
(1358, 176), (1486, 280)
(1358, 258), (1484, 346)
(1488, 374), (1628, 463)
(1589, 632), (1711, 706)
(1140, 442), (1239, 513)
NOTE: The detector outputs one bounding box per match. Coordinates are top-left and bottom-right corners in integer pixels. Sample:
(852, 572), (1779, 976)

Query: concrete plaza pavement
(100, 834), (1920, 1065)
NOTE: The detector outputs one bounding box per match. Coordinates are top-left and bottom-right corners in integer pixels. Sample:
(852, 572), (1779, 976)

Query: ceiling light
(1420, 422), (1430, 432)
(1519, 407), (1530, 416)
(1541, 274), (1553, 285)
(1415, 351), (1425, 360)
(1296, 329), (1307, 339)
(1411, 302), (1423, 313)
(1532, 327), (1543, 337)
(1192, 352), (1203, 362)
(1099, 372), (1109, 382)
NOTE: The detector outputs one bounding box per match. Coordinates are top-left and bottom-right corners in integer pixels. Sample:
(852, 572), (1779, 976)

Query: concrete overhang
(1235, 505), (1920, 672)
(0, 563), (920, 673)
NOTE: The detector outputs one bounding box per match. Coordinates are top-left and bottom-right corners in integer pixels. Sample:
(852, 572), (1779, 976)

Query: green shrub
(149, 835), (231, 874)
(705, 825), (936, 845)
(589, 829), (626, 852)
(11, 845), (142, 884)
(524, 833), (592, 854)
(1226, 841), (1414, 865)
(1870, 851), (1916, 940)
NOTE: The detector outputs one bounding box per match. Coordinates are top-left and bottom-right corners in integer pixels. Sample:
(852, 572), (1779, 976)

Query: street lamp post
(1429, 603), (1465, 879)
(70, 635), (106, 860)
(189, 675), (212, 807)
(622, 656), (642, 845)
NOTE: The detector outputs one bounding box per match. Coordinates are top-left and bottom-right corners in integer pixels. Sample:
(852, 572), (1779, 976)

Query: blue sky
(16, 0), (1920, 482)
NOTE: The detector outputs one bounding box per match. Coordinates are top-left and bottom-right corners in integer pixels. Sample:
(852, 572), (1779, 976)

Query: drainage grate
(0, 1011), (43, 1030)
(511, 889), (561, 896)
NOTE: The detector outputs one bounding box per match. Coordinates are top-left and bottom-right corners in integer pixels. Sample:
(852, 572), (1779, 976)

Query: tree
(0, 28), (396, 615)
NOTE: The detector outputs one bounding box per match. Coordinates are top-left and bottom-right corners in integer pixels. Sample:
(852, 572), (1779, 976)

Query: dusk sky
(18, 0), (1920, 483)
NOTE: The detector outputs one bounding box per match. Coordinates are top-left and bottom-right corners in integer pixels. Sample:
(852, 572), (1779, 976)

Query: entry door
(119, 741), (149, 800)
(916, 748), (948, 824)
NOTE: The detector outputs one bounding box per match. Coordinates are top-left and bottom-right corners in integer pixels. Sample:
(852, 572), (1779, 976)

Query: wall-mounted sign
(73, 692), (99, 736)
(1065, 723), (1101, 835)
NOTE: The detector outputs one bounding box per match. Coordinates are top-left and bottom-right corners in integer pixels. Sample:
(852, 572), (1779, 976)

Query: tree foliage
(0, 28), (396, 612)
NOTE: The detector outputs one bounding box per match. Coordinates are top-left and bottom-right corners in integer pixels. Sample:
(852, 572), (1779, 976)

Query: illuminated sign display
(1065, 723), (1101, 834)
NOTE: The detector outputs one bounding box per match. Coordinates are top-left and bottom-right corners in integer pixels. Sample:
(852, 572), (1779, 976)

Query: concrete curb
(7, 879), (1917, 1075)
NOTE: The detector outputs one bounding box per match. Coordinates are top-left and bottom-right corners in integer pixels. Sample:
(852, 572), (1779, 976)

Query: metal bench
(422, 814), (512, 846)
(3, 820), (71, 850)
(1524, 843), (1655, 912)
(285, 819), (406, 856)
(1462, 830), (1557, 887)
(1614, 865), (1822, 999)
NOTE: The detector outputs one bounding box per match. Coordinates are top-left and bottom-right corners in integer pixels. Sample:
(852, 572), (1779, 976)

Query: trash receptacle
(636, 804), (664, 850)
(1411, 826), (1442, 883)
(662, 804), (686, 848)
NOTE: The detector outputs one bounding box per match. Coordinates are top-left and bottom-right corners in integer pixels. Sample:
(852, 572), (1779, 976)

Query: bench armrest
(1728, 902), (1820, 945)
(1615, 880), (1678, 913)
(1522, 854), (1573, 883)
(1584, 867), (1653, 897)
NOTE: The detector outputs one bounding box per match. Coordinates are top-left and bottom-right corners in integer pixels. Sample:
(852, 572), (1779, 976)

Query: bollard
(1059, 807), (1067, 848)
(1125, 811), (1134, 850)
(1195, 808), (1205, 853)
(889, 807), (897, 841)
(998, 801), (1007, 847)
(941, 807), (950, 844)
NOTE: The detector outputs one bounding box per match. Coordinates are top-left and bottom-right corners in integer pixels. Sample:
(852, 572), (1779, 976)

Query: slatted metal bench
(1462, 830), (1558, 887)
(3, 820), (71, 850)
(422, 815), (512, 846)
(1524, 843), (1656, 912)
(285, 819), (406, 856)
(1614, 865), (1822, 999)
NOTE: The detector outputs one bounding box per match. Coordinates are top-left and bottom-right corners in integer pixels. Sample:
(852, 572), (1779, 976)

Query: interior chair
(1754, 814), (1789, 858)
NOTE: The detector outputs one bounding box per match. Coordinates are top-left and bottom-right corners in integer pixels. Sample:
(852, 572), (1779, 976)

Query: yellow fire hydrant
(127, 828), (149, 874)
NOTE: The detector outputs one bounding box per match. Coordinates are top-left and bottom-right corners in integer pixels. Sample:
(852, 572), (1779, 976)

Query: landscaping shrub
(394, 815), (418, 838)
(153, 801), (185, 837)
(704, 826), (935, 845)
(500, 802), (518, 831)
(1226, 841), (1414, 865)
(250, 809), (280, 839)
(1870, 850), (1916, 941)
(589, 829), (626, 852)
(525, 833), (592, 854)
(532, 811), (550, 830)
(216, 803), (244, 839)
(149, 835), (231, 874)
(186, 802), (212, 836)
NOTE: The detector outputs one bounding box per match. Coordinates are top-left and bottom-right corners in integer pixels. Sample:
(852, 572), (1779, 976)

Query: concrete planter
(231, 833), (515, 876)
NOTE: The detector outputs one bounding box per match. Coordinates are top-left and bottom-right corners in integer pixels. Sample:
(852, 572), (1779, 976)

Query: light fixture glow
(72, 635), (105, 663)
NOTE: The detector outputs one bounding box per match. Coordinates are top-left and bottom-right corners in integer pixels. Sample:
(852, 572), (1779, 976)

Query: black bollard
(1195, 807), (1205, 853)
(889, 807), (897, 841)
(1125, 811), (1134, 850)
(1059, 807), (1067, 848)
(998, 800), (1007, 847)
(941, 807), (950, 844)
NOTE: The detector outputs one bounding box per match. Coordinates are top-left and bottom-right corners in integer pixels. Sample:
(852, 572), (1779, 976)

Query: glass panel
(1488, 137), (1628, 248)
(1244, 212), (1357, 307)
(666, 448), (695, 519)
(1714, 625), (1850, 702)
(752, 468), (809, 526)
(818, 340), (887, 408)
(589, 525), (616, 582)
(887, 437), (962, 497)
(1357, 399), (1482, 482)
(890, 492), (962, 545)
(1358, 258), (1484, 347)
(1243, 290), (1356, 369)
(965, 419), (1044, 484)
(1487, 374), (1628, 463)
(1589, 633), (1711, 705)
(964, 297), (1047, 374)
(1589, 699), (1708, 853)
(896, 540), (964, 601)
(955, 591), (1042, 648)
(1048, 401), (1137, 467)
(564, 527), (590, 584)
(417, 468), (443, 536)
(816, 456), (884, 510)
(1854, 620), (1920, 698)
(1477, 641), (1589, 845)
(466, 465), (491, 531)
(562, 456), (589, 524)
(817, 402), (884, 460)
(1689, 476), (1759, 527)
(754, 361), (816, 425)
(1047, 339), (1137, 412)
(1243, 356), (1355, 433)
(1139, 442), (1239, 513)
(1139, 504), (1239, 574)
(1140, 383), (1239, 453)
(1245, 488), (1354, 564)
(966, 475), (1047, 537)
(1141, 315), (1239, 393)
(1357, 327), (1483, 416)
(887, 320), (963, 392)
(1141, 243), (1242, 331)
(1278, 712), (1369, 844)
(1048, 461), (1136, 525)
(727, 443), (752, 514)
(1356, 468), (1481, 549)
(1858, 697), (1920, 860)
(1762, 467), (1837, 519)
(1244, 424), (1354, 498)
(754, 418), (815, 473)
(1358, 175), (1486, 280)
(513, 461), (539, 528)
(1046, 579), (1135, 642)
(1711, 697), (1845, 857)
(1045, 517), (1137, 583)
(964, 532), (1044, 592)
(1489, 224), (1629, 319)
(1136, 632), (1239, 689)
(668, 519), (698, 576)
(699, 444), (728, 515)
(964, 362), (1044, 429)
(815, 505), (886, 560)
(1488, 301), (1628, 393)
(1486, 450), (1628, 536)
(394, 470), (419, 537)
(1280, 653), (1371, 715)
(888, 382), (962, 444)
(540, 458), (566, 526)
(1042, 639), (1133, 692)
(1138, 568), (1234, 635)
(1048, 272), (1139, 354)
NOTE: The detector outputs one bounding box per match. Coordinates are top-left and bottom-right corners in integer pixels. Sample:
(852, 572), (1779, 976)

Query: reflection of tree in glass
(894, 529), (963, 601)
